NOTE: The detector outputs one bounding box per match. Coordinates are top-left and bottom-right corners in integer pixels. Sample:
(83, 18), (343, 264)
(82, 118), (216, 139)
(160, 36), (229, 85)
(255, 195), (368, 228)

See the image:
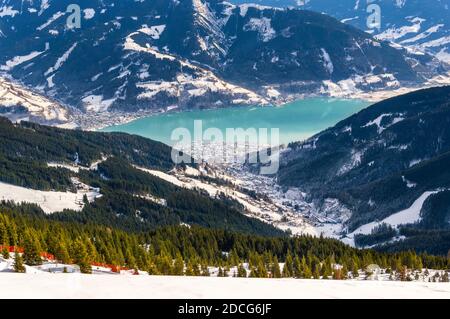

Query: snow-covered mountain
(0, 0), (448, 126)
(276, 85), (450, 252)
(232, 0), (450, 63)
(0, 76), (70, 125)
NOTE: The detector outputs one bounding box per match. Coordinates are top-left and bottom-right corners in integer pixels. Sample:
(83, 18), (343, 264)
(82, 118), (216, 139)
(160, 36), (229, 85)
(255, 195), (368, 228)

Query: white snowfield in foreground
(0, 274), (449, 299)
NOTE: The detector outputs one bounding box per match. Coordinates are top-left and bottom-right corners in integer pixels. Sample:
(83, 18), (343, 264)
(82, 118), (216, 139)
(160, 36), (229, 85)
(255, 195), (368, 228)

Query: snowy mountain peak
(0, 0), (449, 127)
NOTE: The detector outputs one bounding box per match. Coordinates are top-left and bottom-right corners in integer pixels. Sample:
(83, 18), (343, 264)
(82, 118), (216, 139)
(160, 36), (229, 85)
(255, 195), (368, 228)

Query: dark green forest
(1, 206), (448, 278)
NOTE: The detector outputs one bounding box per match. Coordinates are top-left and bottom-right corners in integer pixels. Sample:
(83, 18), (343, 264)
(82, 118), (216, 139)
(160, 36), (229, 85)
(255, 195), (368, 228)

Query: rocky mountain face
(233, 0), (450, 64)
(0, 0), (447, 126)
(277, 86), (450, 253)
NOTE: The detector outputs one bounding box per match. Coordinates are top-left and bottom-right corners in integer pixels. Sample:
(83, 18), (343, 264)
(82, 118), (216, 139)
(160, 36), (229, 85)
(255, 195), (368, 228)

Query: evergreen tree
(237, 264), (247, 278)
(394, 258), (403, 273)
(282, 252), (293, 278)
(193, 262), (201, 276)
(414, 272), (420, 281)
(415, 257), (423, 271)
(351, 257), (359, 278)
(303, 264), (312, 279)
(321, 260), (332, 280)
(125, 250), (137, 270)
(13, 250), (25, 273)
(84, 239), (97, 264)
(173, 253), (184, 276)
(1, 246), (9, 259)
(0, 221), (7, 246)
(185, 261), (195, 276)
(321, 264), (331, 280)
(293, 255), (302, 278)
(55, 243), (71, 264)
(201, 264), (210, 277)
(72, 239), (92, 274)
(312, 265), (320, 279)
(155, 253), (172, 275)
(341, 264), (349, 280)
(22, 231), (42, 266)
(252, 258), (268, 278)
(398, 266), (408, 281)
(228, 249), (240, 267)
(147, 261), (159, 275)
(272, 256), (281, 278)
(0, 204), (449, 281)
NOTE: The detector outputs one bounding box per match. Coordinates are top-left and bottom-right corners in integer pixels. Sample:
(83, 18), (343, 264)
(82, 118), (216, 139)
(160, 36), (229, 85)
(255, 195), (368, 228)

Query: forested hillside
(277, 86), (450, 253)
(1, 207), (448, 278)
(0, 117), (282, 237)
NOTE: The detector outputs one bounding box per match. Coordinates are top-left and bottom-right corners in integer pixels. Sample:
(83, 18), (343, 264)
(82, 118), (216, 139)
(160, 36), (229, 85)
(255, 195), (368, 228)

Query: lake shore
(99, 98), (369, 146)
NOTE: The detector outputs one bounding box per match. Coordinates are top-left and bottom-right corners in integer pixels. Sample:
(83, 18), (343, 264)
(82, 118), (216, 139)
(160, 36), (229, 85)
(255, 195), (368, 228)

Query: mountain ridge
(232, 0), (450, 63)
(275, 85), (450, 252)
(0, 0), (448, 126)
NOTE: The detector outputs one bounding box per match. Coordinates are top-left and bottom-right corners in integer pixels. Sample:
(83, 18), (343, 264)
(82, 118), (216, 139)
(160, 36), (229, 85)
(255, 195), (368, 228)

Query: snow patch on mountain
(239, 4), (279, 17)
(83, 8), (95, 20)
(37, 11), (65, 31)
(0, 77), (69, 123)
(362, 113), (391, 133)
(44, 42), (78, 77)
(400, 24), (444, 44)
(419, 36), (450, 49)
(138, 25), (166, 39)
(124, 34), (176, 61)
(346, 190), (445, 243)
(338, 149), (363, 175)
(0, 43), (49, 71)
(0, 179), (101, 214)
(375, 17), (424, 42)
(320, 48), (334, 75)
(395, 0), (407, 8)
(0, 6), (19, 17)
(39, 0), (50, 16)
(435, 48), (450, 64)
(402, 176), (417, 188)
(243, 17), (276, 42)
(82, 95), (116, 113)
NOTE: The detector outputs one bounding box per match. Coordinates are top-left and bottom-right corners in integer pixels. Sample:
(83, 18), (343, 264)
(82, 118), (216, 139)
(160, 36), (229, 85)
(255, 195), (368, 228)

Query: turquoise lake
(101, 98), (370, 146)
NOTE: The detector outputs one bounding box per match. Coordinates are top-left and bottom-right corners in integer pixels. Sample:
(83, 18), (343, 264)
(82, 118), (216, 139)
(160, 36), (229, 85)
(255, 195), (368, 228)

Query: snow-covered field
(346, 190), (445, 240)
(0, 179), (101, 214)
(0, 273), (448, 299)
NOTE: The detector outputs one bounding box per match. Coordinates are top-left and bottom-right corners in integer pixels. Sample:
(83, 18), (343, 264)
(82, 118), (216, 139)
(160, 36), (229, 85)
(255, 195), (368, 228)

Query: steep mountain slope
(0, 0), (447, 126)
(0, 76), (71, 125)
(277, 86), (450, 251)
(232, 0), (450, 63)
(0, 116), (283, 236)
